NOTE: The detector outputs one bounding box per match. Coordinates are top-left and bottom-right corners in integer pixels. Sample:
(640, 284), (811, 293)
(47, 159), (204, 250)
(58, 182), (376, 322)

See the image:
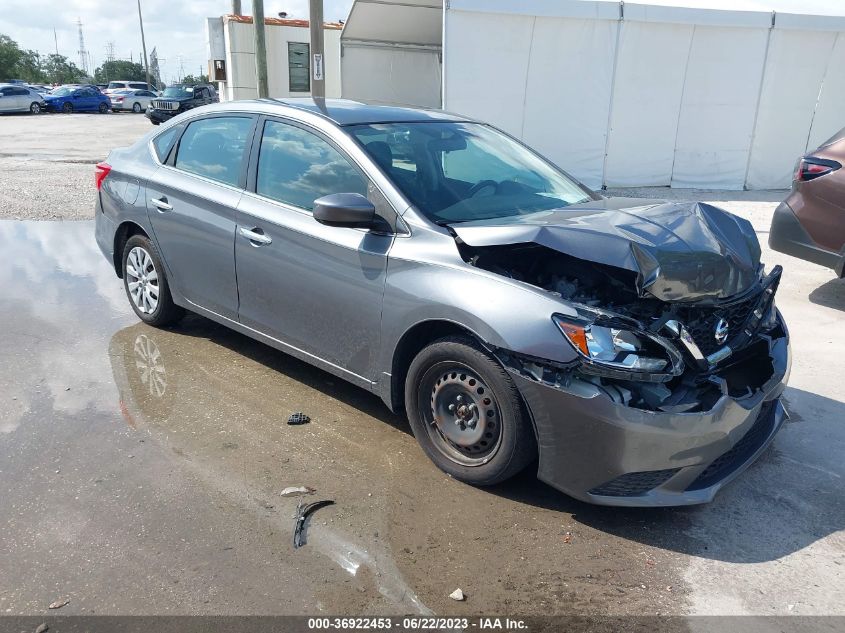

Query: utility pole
(309, 0), (325, 98)
(137, 0), (152, 87)
(232, 0), (242, 15)
(252, 0), (268, 98)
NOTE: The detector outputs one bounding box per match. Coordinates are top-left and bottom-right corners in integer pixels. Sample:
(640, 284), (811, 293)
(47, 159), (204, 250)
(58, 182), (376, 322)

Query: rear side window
(175, 116), (254, 187)
(152, 126), (181, 162)
(256, 120), (368, 211)
(129, 83), (147, 90)
(12, 87), (29, 96)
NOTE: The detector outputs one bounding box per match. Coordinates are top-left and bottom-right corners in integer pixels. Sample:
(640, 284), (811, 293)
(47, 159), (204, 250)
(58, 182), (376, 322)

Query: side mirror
(313, 193), (376, 228)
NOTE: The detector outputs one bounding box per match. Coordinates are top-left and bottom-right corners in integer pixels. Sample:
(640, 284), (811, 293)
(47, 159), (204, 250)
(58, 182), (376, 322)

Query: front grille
(151, 100), (179, 111)
(686, 400), (776, 491)
(589, 468), (681, 497)
(675, 290), (761, 357)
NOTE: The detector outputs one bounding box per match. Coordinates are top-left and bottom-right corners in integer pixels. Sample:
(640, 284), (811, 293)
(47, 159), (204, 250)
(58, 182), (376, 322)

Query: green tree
(180, 74), (209, 85)
(41, 54), (87, 84)
(94, 60), (146, 84)
(0, 34), (23, 81)
(16, 49), (47, 83)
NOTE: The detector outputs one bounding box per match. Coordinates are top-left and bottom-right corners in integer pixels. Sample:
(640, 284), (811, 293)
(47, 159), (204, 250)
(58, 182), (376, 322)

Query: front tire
(132, 102), (142, 113)
(29, 102), (41, 114)
(405, 336), (536, 486)
(122, 235), (184, 327)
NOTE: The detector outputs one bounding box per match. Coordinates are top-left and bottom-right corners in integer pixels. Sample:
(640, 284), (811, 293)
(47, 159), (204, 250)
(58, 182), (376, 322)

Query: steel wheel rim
(134, 334), (166, 397)
(420, 362), (503, 466)
(126, 246), (160, 315)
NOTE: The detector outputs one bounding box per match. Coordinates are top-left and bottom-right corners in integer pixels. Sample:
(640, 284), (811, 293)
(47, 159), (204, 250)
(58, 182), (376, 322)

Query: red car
(770, 128), (845, 276)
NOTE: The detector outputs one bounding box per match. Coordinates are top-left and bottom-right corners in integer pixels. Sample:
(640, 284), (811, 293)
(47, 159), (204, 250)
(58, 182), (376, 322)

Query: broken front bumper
(510, 322), (790, 507)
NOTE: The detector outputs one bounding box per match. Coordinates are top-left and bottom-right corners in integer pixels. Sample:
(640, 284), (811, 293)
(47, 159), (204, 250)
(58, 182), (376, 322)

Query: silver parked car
(110, 89), (157, 113)
(94, 99), (790, 506)
(0, 84), (46, 113)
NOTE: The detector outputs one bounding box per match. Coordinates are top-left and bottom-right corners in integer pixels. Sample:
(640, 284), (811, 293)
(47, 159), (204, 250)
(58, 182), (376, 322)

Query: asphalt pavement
(0, 112), (842, 619)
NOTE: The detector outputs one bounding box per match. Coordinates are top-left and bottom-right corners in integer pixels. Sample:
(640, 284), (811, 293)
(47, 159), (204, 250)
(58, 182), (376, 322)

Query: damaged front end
(497, 264), (783, 415)
(451, 199), (790, 505)
(453, 200), (784, 414)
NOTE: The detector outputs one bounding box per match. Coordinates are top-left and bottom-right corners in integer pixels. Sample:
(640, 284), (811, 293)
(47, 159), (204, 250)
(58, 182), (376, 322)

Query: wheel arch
(113, 221), (150, 278)
(388, 319), (496, 414)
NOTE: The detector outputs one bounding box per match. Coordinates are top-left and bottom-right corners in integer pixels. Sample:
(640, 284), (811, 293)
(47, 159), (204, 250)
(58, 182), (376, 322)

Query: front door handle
(239, 226), (272, 245)
(150, 197), (172, 211)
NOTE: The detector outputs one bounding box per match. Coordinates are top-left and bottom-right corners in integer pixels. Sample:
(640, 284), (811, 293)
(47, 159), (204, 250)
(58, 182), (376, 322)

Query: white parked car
(0, 84), (46, 114)
(104, 80), (154, 95)
(109, 89), (157, 113)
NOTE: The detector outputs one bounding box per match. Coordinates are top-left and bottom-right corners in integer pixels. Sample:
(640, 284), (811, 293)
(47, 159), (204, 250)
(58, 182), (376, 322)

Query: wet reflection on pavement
(4, 221), (841, 617)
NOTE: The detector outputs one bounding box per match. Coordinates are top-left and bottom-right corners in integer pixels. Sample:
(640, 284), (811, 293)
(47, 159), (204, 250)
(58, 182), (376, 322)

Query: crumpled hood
(450, 198), (762, 302)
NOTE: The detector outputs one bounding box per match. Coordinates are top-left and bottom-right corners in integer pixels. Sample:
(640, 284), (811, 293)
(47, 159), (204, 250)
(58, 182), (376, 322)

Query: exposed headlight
(553, 315), (676, 373)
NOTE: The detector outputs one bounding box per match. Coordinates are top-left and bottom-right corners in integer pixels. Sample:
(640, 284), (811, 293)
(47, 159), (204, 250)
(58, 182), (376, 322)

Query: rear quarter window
(152, 126), (181, 163)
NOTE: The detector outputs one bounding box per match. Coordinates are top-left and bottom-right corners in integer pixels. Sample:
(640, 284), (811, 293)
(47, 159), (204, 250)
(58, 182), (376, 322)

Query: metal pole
(232, 0), (242, 15)
(309, 0), (325, 98)
(53, 28), (59, 56)
(252, 0), (268, 98)
(137, 0), (152, 87)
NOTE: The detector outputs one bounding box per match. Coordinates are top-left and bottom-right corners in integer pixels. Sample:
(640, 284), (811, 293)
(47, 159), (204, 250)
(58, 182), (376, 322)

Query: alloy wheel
(126, 246), (160, 315)
(422, 363), (503, 466)
(133, 102), (142, 113)
(30, 102), (40, 114)
(62, 102), (72, 113)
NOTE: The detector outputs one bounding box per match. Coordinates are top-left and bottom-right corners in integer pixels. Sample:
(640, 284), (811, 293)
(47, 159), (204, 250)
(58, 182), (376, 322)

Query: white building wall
(341, 44), (441, 108)
(443, 1), (845, 190)
(221, 19), (342, 101)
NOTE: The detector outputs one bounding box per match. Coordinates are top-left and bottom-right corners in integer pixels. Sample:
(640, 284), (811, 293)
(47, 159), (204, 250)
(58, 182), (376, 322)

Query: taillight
(795, 156), (841, 182)
(95, 162), (111, 190)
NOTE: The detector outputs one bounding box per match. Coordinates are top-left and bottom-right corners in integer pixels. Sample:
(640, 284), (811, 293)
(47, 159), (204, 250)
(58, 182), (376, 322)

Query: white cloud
(0, 0), (354, 84)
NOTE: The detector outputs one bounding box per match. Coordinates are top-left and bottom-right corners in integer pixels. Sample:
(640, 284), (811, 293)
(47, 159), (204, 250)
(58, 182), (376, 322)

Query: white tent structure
(340, 0), (845, 190)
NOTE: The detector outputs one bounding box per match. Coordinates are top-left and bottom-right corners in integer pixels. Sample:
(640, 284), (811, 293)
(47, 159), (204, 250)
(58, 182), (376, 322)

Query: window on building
(256, 120), (367, 211)
(175, 116), (254, 186)
(288, 42), (310, 93)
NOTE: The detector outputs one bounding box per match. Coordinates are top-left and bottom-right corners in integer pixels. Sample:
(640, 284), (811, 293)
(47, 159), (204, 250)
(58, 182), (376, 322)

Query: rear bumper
(769, 200), (843, 275)
(511, 322), (791, 507)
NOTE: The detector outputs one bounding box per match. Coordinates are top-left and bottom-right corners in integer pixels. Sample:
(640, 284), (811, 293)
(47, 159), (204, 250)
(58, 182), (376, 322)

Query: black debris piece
(293, 499), (334, 549)
(287, 412), (311, 425)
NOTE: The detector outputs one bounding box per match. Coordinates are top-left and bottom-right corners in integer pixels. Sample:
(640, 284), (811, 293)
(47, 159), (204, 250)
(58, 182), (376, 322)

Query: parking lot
(0, 113), (842, 618)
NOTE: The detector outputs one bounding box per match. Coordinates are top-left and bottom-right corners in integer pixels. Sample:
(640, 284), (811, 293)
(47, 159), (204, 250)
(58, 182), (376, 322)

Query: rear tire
(29, 102), (41, 114)
(62, 102), (73, 113)
(122, 235), (184, 327)
(405, 336), (536, 486)
(132, 102), (142, 113)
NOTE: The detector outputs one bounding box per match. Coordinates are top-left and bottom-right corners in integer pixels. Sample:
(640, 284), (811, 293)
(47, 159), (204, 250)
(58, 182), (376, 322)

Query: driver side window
(255, 120), (368, 212)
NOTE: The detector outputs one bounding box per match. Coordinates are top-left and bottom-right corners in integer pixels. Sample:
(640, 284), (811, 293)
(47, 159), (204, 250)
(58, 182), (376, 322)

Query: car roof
(255, 98), (472, 126)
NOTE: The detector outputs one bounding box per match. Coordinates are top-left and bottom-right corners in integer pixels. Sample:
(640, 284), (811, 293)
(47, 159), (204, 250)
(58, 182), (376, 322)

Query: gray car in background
(0, 84), (46, 113)
(94, 99), (790, 506)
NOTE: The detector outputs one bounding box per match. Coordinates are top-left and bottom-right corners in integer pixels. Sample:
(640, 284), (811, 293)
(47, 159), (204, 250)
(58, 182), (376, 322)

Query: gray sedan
(0, 84), (46, 113)
(94, 99), (790, 506)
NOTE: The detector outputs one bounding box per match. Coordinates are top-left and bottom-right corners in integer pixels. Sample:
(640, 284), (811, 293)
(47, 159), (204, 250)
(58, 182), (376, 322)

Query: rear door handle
(150, 197), (172, 211)
(239, 226), (272, 245)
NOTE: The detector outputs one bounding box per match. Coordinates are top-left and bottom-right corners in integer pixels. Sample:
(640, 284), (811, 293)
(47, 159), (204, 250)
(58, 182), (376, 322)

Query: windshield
(163, 86), (193, 98)
(50, 87), (72, 96)
(347, 122), (594, 224)
(107, 82), (125, 89)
